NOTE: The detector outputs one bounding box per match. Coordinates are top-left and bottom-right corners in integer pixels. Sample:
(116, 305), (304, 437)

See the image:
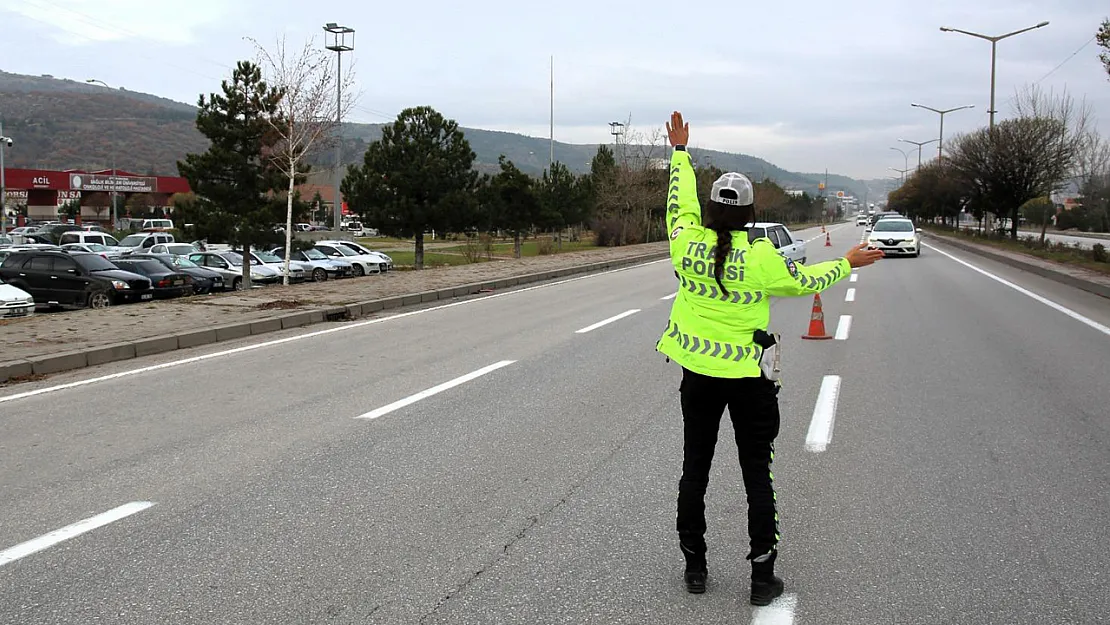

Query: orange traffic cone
(821, 224), (826, 233)
(802, 293), (833, 340)
(825, 232), (832, 247)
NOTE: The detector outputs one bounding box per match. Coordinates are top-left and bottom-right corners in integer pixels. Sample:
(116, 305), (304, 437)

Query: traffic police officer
(657, 111), (882, 605)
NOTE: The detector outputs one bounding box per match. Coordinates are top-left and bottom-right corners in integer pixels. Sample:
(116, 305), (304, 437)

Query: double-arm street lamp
(890, 146), (909, 175)
(939, 21), (1049, 129)
(910, 103), (975, 162)
(899, 138), (939, 169)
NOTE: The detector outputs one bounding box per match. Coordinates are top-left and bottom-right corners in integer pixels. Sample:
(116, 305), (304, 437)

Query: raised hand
(666, 111), (689, 147)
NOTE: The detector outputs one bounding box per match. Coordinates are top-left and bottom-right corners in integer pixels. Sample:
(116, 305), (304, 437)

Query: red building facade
(2, 167), (192, 224)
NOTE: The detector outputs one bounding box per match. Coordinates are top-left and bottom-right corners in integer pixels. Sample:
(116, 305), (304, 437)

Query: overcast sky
(1, 0), (1107, 179)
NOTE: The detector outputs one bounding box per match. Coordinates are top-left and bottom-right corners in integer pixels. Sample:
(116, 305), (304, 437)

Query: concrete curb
(926, 233), (1110, 300)
(0, 251), (669, 384)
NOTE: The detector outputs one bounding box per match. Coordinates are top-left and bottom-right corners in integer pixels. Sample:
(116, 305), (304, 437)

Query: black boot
(749, 551), (784, 606)
(681, 542), (707, 594)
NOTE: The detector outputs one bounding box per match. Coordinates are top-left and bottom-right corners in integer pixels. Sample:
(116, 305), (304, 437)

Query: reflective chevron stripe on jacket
(663, 320), (763, 362)
(678, 275), (765, 304)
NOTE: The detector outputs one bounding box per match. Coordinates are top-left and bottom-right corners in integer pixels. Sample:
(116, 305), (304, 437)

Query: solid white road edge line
(834, 315), (852, 340)
(845, 288), (856, 302)
(355, 361), (516, 420)
(575, 309), (641, 334)
(0, 501), (154, 568)
(849, 273), (858, 283)
(923, 243), (1110, 338)
(805, 375), (841, 453)
(749, 592), (797, 625)
(661, 292), (677, 300)
(0, 259), (671, 405)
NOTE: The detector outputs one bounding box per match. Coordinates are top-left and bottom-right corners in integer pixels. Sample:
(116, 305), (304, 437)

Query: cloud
(0, 0), (1107, 181)
(0, 0), (238, 45)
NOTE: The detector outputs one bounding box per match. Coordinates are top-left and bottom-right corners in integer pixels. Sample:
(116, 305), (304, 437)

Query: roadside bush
(1093, 243), (1107, 263)
(536, 238), (555, 255)
(460, 235), (485, 263)
(592, 216), (646, 247)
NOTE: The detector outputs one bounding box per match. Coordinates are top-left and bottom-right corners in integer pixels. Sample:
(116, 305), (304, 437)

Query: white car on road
(746, 222), (807, 264)
(867, 218), (920, 257)
(856, 214), (869, 226)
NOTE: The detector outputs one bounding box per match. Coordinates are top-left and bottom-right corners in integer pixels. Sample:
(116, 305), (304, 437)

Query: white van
(140, 219), (174, 231)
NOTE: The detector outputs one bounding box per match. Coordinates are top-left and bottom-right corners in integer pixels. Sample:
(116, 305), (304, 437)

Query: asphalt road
(2, 223), (1108, 625)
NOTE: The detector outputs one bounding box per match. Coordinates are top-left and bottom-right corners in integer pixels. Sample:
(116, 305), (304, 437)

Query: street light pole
(890, 146), (909, 175)
(899, 138), (939, 169)
(86, 79), (118, 227)
(0, 122), (9, 235)
(889, 167), (911, 184)
(324, 23), (354, 233)
(910, 103), (975, 162)
(940, 21), (1049, 129)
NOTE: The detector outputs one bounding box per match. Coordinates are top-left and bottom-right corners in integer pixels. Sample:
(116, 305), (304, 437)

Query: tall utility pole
(324, 22), (354, 232)
(549, 56), (554, 170)
(0, 122), (10, 235)
(940, 21), (1049, 129)
(86, 79), (119, 226)
(899, 138), (939, 169)
(910, 103), (975, 162)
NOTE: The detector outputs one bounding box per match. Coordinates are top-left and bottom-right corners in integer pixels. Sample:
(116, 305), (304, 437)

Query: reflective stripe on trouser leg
(752, 441), (780, 562)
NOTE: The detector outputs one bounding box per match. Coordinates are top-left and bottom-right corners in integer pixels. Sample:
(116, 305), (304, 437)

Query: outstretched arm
(665, 111), (701, 233)
(752, 241), (883, 297)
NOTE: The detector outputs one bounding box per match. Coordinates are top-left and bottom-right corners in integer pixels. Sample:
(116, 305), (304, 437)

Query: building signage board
(69, 173), (158, 193)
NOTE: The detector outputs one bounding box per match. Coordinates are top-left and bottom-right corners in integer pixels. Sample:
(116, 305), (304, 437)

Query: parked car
(0, 235), (12, 246)
(111, 258), (194, 299)
(314, 242), (384, 276)
(149, 243), (200, 256)
(746, 222), (807, 264)
(241, 250), (309, 283)
(0, 250), (152, 309)
(57, 231), (127, 256)
(318, 240), (394, 271)
(61, 242), (120, 259)
(270, 247), (355, 281)
(0, 277), (35, 318)
(117, 232), (175, 256)
(188, 251), (280, 289)
(132, 253), (225, 294)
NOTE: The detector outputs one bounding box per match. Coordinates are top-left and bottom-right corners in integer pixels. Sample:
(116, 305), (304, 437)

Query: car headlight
(251, 272), (264, 280)
(111, 280), (130, 290)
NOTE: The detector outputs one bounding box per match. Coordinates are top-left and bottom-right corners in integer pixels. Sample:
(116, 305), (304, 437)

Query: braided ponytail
(712, 227), (731, 296)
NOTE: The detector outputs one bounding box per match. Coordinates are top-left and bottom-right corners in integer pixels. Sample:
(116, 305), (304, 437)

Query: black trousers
(676, 367), (781, 561)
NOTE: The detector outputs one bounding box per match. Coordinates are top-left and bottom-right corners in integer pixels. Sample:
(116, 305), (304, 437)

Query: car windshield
(342, 243), (369, 253)
(256, 251), (282, 263)
(873, 221), (914, 232)
(124, 260), (165, 273)
(74, 254), (120, 272)
(170, 256), (200, 268)
(302, 248), (328, 260)
(118, 234), (147, 247)
(85, 243), (108, 252)
(328, 246), (357, 257)
(0, 236), (11, 244)
(167, 245), (195, 255)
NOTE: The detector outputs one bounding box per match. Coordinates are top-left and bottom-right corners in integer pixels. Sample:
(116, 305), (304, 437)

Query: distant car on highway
(867, 218), (920, 257)
(746, 222), (807, 264)
(856, 214), (869, 226)
(869, 211), (903, 229)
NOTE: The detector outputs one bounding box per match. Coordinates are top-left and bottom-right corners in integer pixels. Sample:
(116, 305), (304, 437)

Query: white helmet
(710, 172), (754, 206)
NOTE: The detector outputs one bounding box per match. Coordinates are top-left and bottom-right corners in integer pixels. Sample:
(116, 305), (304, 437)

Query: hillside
(0, 70), (873, 198)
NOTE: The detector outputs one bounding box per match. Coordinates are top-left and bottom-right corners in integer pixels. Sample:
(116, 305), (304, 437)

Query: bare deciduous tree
(250, 35), (356, 284)
(948, 86), (1092, 238)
